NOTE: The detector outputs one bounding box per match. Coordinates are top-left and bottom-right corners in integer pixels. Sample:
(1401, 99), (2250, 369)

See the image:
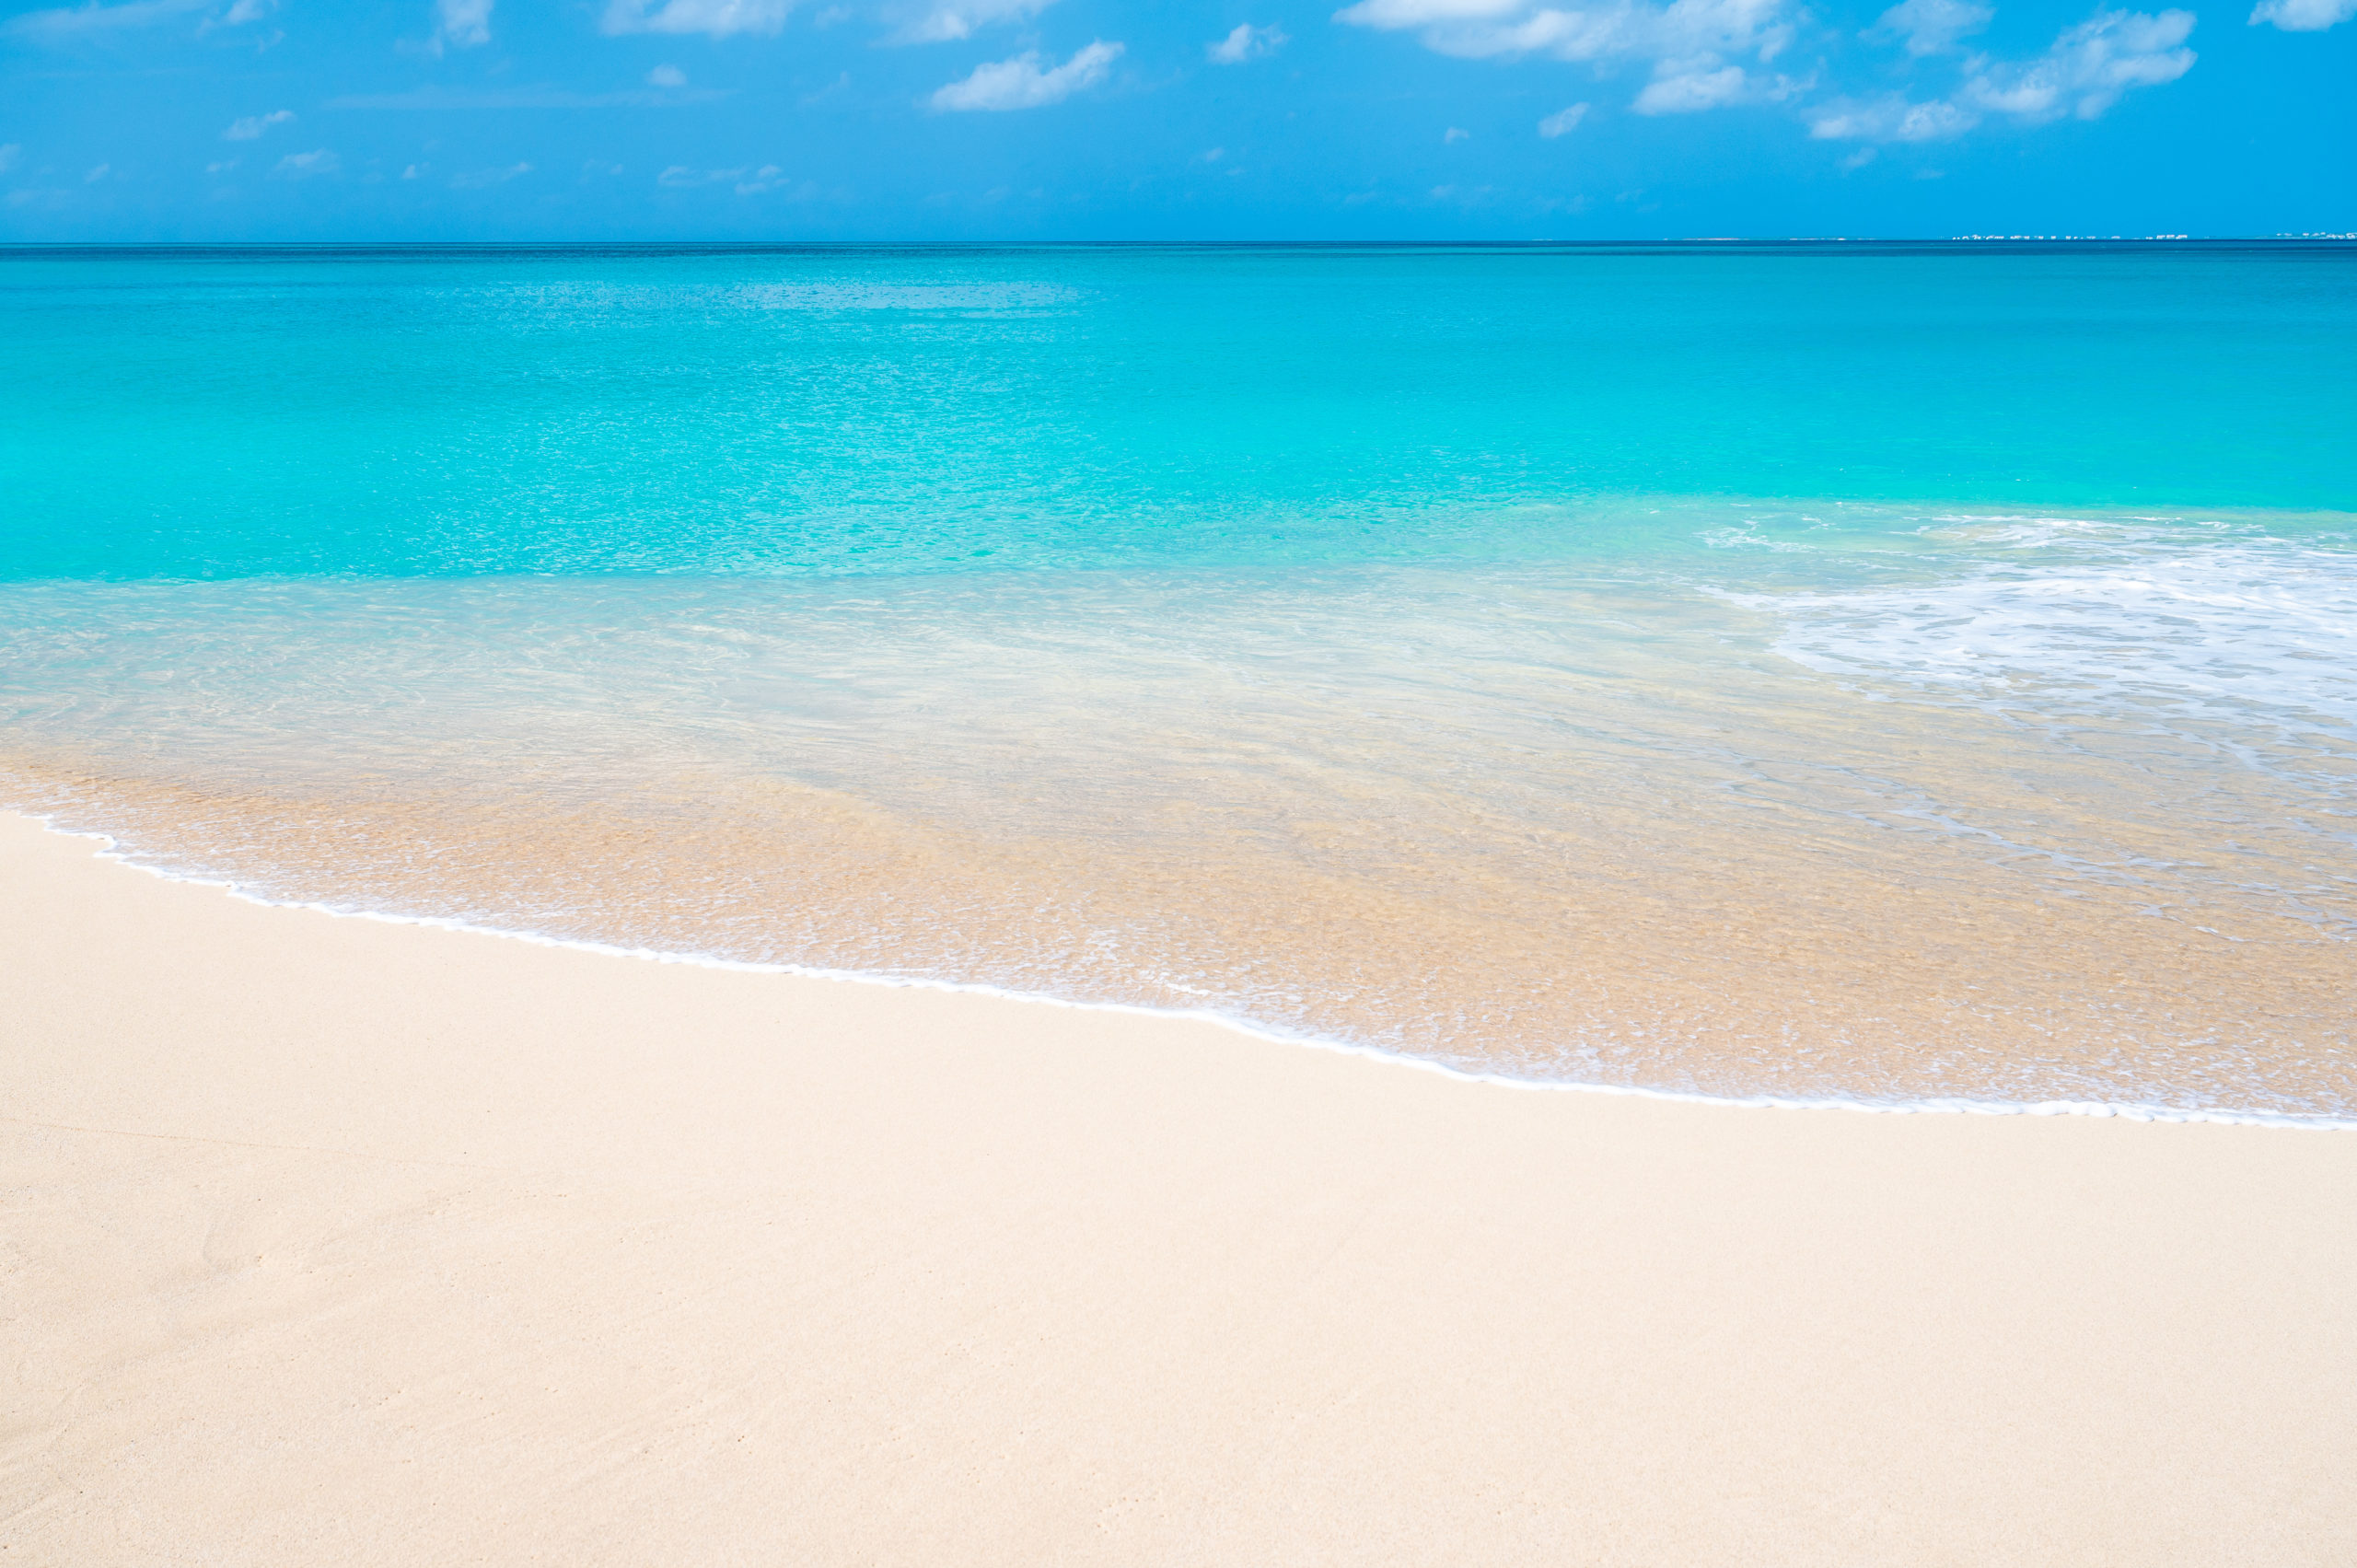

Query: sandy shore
(3, 811), (2352, 1565)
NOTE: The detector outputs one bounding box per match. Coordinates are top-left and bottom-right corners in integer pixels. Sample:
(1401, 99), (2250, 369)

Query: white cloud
(1817, 5), (2193, 143)
(1335, 0), (1797, 116)
(2248, 0), (2355, 28)
(885, 0), (1051, 43)
(222, 109), (294, 139)
(1, 0), (273, 35)
(1864, 0), (1991, 53)
(929, 39), (1121, 110)
(273, 148), (340, 177)
(656, 162), (799, 194)
(331, 84), (727, 108)
(1538, 100), (1590, 134)
(450, 161), (530, 188)
(205, 157), (237, 172)
(84, 162), (110, 181)
(2, 0), (210, 41)
(601, 0), (792, 36)
(1961, 6), (2194, 122)
(0, 145), (21, 173)
(1634, 61), (1752, 110)
(1807, 92), (1979, 138)
(647, 64), (688, 86)
(1334, 0), (1793, 63)
(1445, 124), (1470, 140)
(1207, 21), (1287, 61)
(434, 0), (493, 49)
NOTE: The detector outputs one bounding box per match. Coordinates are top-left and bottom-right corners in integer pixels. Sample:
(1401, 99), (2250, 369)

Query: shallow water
(5, 243), (2352, 1117)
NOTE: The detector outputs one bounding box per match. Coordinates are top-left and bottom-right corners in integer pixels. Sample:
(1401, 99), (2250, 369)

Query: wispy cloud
(1812, 6), (2195, 142)
(647, 64), (688, 86)
(1864, 0), (1991, 55)
(883, 0), (1051, 44)
(4, 0), (275, 39)
(599, 0), (792, 36)
(222, 108), (294, 139)
(1806, 93), (1978, 140)
(1335, 0), (1802, 117)
(450, 161), (531, 188)
(654, 162), (787, 192)
(273, 147), (340, 177)
(3, 0), (209, 41)
(1207, 21), (1287, 63)
(1636, 62), (1774, 112)
(430, 0), (493, 52)
(1334, 0), (1787, 63)
(929, 39), (1121, 110)
(0, 145), (22, 173)
(1962, 7), (2195, 122)
(2248, 0), (2355, 28)
(329, 84), (728, 109)
(1344, 0), (2198, 135)
(1538, 101), (1590, 135)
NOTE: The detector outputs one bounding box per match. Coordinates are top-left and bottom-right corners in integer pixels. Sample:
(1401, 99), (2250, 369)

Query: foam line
(29, 814), (2353, 1133)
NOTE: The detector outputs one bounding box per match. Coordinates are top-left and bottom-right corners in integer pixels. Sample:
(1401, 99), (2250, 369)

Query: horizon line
(5, 234), (2355, 251)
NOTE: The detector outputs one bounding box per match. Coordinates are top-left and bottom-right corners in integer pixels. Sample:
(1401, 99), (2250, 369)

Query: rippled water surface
(5, 243), (2352, 1116)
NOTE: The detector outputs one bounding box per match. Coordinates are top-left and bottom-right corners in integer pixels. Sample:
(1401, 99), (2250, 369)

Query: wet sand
(4, 809), (2353, 1565)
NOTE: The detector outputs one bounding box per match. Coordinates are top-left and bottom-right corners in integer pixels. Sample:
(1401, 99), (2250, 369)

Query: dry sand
(3, 809), (2353, 1565)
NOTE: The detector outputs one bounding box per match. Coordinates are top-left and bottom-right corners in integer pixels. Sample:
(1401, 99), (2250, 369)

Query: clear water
(4, 242), (2352, 1117)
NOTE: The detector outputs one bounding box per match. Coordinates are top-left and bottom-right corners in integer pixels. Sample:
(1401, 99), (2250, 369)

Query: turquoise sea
(4, 242), (2352, 1118)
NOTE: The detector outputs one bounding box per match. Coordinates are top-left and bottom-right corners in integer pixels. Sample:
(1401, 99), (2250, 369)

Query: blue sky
(1, 0), (2349, 238)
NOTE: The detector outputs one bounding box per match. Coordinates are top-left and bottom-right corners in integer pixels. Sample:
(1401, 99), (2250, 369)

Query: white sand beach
(5, 808), (2353, 1565)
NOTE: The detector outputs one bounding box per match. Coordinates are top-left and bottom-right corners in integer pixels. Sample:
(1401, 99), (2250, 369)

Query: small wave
(28, 812), (2357, 1132)
(1738, 522), (2357, 736)
(6, 533), (2352, 1121)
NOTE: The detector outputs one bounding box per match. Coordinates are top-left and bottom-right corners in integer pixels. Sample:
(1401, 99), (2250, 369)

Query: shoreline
(6, 807), (2356, 1564)
(26, 809), (2353, 1132)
